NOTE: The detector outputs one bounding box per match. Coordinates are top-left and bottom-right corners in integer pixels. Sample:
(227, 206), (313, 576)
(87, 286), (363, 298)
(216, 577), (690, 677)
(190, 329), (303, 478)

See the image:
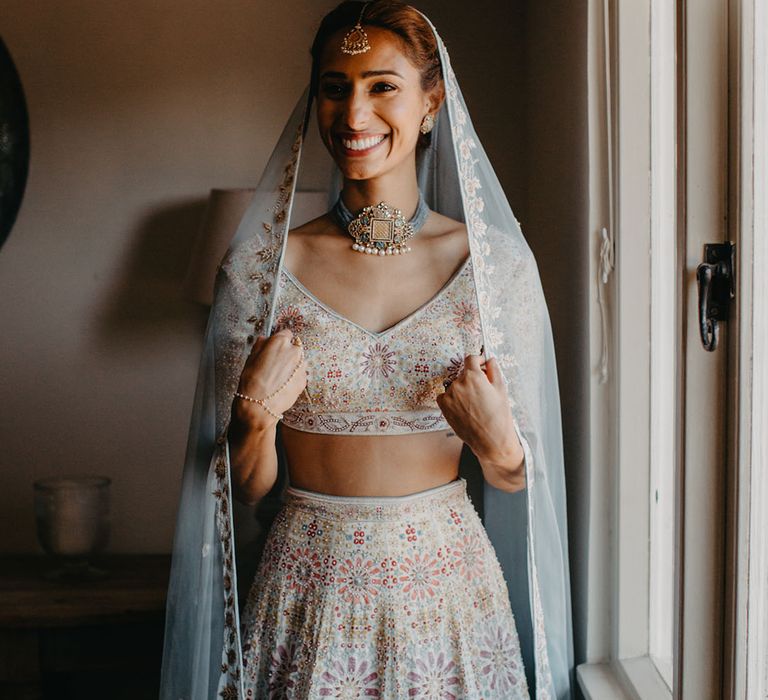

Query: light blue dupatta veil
(160, 9), (574, 699)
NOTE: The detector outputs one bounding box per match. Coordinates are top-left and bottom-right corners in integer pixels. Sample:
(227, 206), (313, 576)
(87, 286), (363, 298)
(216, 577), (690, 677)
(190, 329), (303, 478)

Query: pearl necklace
(332, 191), (430, 256)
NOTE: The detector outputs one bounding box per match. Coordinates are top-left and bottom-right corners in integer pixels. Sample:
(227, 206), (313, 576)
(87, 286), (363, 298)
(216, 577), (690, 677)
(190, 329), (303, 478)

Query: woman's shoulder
(285, 213), (346, 266)
(425, 210), (466, 237)
(421, 212), (469, 259)
(288, 212), (337, 240)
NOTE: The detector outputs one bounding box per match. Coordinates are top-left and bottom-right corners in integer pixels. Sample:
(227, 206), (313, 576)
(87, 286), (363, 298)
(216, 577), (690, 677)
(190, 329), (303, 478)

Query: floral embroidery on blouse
(274, 304), (305, 334)
(273, 256), (482, 435)
(361, 342), (397, 379)
(452, 299), (481, 333)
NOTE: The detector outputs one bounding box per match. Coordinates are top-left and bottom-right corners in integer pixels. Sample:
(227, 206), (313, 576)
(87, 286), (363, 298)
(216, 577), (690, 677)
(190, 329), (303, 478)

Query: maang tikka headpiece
(340, 2), (372, 55)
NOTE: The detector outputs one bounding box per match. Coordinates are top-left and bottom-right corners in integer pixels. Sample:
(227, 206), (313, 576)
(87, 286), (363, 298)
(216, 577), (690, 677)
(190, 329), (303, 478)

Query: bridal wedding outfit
(160, 5), (574, 698)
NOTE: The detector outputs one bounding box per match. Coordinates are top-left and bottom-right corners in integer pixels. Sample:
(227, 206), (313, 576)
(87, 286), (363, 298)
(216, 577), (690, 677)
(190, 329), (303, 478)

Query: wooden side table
(0, 554), (170, 700)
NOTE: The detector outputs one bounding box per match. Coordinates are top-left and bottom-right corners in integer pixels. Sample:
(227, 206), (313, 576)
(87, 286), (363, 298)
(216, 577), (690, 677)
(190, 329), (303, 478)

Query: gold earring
(420, 114), (435, 134)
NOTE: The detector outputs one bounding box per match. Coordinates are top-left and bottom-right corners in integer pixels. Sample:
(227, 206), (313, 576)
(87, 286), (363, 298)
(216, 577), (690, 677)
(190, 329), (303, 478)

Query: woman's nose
(342, 90), (372, 129)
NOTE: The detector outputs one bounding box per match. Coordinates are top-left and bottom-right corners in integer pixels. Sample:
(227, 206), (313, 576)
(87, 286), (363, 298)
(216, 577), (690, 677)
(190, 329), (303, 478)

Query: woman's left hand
(436, 354), (526, 493)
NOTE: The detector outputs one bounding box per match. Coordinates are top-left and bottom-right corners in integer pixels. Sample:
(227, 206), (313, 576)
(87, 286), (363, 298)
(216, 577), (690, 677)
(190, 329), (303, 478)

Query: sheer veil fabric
(160, 10), (574, 699)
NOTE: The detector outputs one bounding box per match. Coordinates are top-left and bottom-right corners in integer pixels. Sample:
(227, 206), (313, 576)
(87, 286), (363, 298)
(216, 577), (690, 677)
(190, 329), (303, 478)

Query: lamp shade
(182, 188), (255, 306)
(183, 188), (329, 306)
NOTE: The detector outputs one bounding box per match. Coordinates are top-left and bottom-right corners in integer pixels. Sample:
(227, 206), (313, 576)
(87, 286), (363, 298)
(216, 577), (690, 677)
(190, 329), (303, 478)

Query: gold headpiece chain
(340, 2), (372, 55)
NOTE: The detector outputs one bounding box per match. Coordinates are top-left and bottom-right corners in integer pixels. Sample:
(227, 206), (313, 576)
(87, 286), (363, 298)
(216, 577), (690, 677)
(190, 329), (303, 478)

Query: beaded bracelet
(234, 345), (305, 422)
(233, 392), (283, 420)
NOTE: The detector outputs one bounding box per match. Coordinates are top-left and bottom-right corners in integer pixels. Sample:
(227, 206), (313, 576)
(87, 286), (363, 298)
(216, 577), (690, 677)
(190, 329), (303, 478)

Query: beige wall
(0, 8), (586, 667)
(0, 0), (339, 552)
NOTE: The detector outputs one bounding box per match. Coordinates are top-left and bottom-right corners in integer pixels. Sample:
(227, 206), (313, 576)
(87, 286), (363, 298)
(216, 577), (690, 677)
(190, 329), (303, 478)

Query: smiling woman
(161, 2), (574, 698)
(314, 24), (443, 187)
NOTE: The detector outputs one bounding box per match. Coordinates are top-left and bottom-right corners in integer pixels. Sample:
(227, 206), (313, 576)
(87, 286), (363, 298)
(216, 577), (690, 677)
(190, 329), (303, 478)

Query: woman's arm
(472, 425), (526, 493)
(227, 329), (307, 506)
(228, 401), (279, 506)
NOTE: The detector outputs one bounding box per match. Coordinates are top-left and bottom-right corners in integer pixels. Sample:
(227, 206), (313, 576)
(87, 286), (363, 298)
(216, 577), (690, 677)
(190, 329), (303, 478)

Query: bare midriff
(280, 425), (464, 497)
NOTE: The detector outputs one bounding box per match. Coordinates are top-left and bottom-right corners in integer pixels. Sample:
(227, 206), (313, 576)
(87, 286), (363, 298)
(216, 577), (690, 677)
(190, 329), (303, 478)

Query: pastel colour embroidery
(272, 256), (482, 435)
(239, 479), (529, 698)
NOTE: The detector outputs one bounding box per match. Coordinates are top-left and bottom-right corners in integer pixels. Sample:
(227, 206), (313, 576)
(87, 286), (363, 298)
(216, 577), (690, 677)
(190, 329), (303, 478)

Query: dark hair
(310, 1), (444, 147)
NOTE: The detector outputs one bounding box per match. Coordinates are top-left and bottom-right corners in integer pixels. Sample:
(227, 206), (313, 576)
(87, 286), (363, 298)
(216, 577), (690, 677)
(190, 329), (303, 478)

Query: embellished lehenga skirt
(239, 477), (529, 699)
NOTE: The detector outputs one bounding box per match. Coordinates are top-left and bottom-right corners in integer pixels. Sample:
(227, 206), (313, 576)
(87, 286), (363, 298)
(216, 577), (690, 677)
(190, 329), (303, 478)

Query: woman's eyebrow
(319, 69), (405, 80)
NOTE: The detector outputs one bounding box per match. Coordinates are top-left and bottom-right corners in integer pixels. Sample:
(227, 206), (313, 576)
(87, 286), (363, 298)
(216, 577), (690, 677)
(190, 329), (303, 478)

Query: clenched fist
(233, 328), (308, 430)
(436, 354), (526, 492)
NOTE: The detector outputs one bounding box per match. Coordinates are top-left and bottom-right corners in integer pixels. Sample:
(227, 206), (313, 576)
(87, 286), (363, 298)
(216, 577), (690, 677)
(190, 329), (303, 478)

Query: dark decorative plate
(0, 37), (30, 249)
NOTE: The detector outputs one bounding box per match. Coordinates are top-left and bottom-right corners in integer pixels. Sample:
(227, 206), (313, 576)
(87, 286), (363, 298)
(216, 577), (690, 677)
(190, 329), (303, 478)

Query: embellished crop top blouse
(272, 255), (482, 435)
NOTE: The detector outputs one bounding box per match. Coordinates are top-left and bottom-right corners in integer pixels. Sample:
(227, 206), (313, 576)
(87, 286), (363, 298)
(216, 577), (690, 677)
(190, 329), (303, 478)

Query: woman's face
(316, 26), (438, 181)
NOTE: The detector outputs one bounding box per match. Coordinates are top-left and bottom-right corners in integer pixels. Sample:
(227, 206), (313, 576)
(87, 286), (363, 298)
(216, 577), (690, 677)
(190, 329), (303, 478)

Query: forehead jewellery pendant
(340, 2), (372, 55)
(332, 191), (430, 257)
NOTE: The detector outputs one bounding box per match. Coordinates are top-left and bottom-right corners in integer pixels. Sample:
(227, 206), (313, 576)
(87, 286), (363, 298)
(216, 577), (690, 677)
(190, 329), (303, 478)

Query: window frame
(731, 0), (768, 697)
(576, 0), (756, 696)
(579, 1), (670, 696)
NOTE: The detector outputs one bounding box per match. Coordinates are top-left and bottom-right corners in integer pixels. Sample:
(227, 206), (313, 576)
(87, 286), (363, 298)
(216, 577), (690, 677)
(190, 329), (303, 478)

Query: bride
(161, 2), (574, 698)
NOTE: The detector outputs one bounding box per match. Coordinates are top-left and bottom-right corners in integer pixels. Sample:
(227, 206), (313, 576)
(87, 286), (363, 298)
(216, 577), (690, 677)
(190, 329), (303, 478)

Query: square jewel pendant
(370, 218), (395, 243)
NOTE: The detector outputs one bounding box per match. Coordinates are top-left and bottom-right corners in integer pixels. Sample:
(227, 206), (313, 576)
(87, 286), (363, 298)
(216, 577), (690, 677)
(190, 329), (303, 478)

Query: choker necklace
(332, 192), (430, 256)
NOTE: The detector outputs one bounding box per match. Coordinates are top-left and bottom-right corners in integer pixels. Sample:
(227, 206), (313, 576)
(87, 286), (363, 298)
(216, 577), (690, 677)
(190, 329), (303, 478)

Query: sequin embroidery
(239, 479), (529, 699)
(273, 256), (482, 435)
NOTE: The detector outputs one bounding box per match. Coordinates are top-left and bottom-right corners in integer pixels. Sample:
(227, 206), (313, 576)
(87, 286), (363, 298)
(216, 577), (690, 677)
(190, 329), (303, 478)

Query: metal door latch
(696, 242), (735, 351)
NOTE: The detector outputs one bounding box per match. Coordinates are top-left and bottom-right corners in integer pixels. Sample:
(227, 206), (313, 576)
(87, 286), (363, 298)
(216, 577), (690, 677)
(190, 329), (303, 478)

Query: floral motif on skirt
(240, 478), (529, 699)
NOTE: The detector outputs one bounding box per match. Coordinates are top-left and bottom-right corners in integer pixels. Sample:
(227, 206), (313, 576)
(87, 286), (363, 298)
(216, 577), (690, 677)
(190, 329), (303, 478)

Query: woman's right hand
(233, 328), (307, 431)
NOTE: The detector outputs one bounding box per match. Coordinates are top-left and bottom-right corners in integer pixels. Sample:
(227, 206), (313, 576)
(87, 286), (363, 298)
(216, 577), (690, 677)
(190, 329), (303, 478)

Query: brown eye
(321, 83), (347, 98)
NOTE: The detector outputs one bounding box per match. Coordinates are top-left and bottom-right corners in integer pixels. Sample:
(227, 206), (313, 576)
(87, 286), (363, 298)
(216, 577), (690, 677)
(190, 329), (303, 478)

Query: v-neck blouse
(272, 256), (483, 435)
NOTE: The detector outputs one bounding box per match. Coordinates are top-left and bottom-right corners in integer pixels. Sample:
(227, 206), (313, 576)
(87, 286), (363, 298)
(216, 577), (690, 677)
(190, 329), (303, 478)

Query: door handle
(696, 242), (735, 352)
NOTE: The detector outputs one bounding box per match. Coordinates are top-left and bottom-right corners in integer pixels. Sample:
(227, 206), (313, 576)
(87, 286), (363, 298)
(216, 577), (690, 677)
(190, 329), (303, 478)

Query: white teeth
(340, 135), (386, 151)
